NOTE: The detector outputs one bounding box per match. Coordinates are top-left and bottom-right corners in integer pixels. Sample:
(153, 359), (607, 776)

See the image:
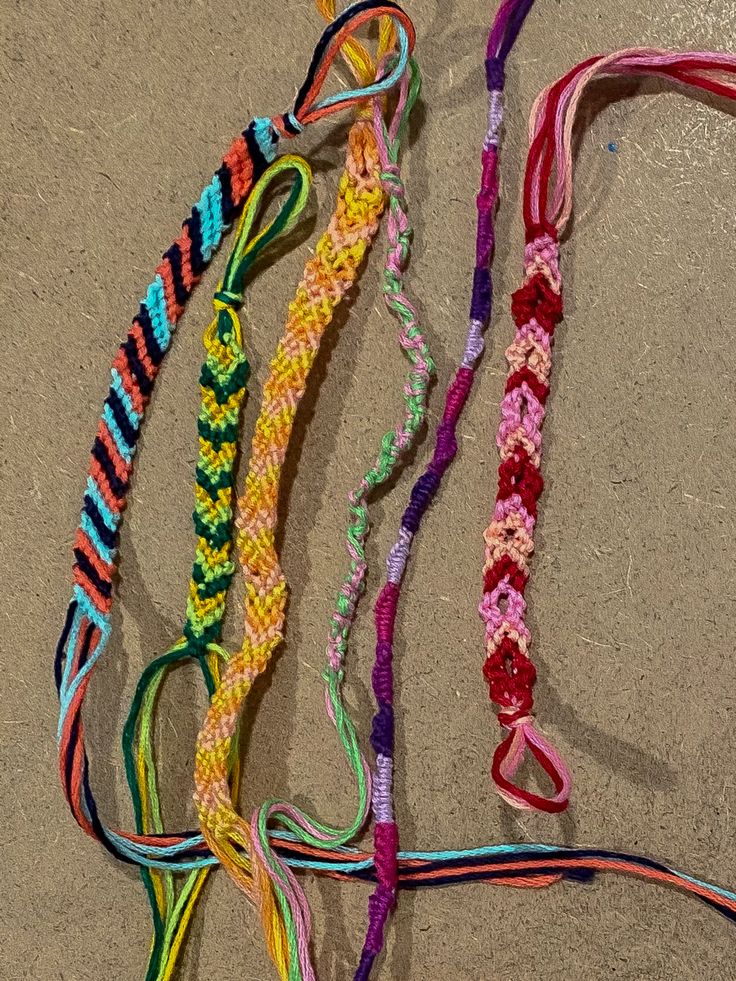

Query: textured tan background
(2, 1), (736, 978)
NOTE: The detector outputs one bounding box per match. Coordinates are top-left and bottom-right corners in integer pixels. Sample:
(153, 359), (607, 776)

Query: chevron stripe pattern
(480, 233), (562, 722)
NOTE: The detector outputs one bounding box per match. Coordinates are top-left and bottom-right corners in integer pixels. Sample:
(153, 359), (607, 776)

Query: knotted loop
(273, 0), (415, 135)
(220, 153), (313, 305)
(316, 0), (397, 85)
(213, 287), (244, 310)
(491, 712), (571, 813)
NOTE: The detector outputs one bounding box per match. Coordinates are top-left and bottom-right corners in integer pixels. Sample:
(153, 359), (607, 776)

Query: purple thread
(353, 1), (536, 976)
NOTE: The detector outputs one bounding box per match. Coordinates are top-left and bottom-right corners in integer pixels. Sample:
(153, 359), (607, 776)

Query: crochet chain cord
(481, 46), (736, 813)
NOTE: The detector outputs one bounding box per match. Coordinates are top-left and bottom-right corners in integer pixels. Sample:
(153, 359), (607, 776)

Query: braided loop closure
(244, 58), (431, 981)
(193, 117), (385, 979)
(55, 0), (415, 868)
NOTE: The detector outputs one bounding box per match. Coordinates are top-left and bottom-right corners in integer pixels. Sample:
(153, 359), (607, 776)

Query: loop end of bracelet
(491, 711), (571, 813)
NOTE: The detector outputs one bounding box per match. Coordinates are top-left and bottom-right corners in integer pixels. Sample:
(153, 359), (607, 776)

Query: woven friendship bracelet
(481, 47), (736, 813)
(244, 56), (431, 981)
(54, 0), (415, 866)
(123, 155), (314, 981)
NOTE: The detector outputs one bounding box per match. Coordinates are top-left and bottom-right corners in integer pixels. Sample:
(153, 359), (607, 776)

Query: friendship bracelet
(54, 0), (415, 867)
(246, 56), (430, 981)
(126, 155), (314, 981)
(481, 46), (736, 813)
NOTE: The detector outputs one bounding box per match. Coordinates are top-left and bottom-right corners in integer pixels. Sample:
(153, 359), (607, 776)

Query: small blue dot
(607, 141), (618, 153)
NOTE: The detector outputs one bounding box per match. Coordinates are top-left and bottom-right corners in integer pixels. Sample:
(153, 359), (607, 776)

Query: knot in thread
(485, 56), (505, 92)
(213, 288), (244, 311)
(525, 219), (558, 244)
(283, 111), (304, 134)
(499, 709), (534, 730)
(272, 111), (304, 139)
(250, 116), (281, 163)
(380, 164), (405, 196)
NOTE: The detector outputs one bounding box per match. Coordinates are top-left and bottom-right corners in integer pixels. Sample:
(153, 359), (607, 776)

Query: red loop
(491, 720), (571, 814)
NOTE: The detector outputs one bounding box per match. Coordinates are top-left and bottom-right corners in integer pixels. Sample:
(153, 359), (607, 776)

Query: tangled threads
(276, 838), (736, 922)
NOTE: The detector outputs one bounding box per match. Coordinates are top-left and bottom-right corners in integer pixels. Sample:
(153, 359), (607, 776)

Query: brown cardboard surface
(2, 1), (736, 978)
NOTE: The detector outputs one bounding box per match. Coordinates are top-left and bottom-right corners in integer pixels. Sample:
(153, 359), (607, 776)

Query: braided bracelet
(481, 46), (736, 813)
(55, 0), (414, 865)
